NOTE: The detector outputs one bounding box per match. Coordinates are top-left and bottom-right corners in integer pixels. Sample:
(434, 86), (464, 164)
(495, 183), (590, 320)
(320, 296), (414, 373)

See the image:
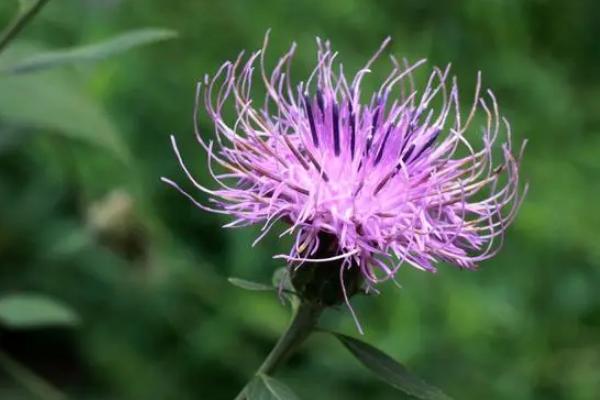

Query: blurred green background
(0, 0), (599, 399)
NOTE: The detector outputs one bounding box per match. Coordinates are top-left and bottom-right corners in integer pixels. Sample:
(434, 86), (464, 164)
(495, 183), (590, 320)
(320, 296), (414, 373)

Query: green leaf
(332, 333), (453, 400)
(246, 374), (301, 400)
(18, 0), (37, 13)
(271, 267), (292, 289)
(0, 293), (79, 329)
(272, 267), (298, 306)
(0, 54), (130, 161)
(2, 28), (177, 74)
(227, 277), (274, 292)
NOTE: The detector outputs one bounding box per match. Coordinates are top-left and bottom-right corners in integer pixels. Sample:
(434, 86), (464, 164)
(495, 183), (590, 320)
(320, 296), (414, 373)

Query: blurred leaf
(0, 63), (130, 161)
(0, 293), (79, 329)
(331, 333), (453, 400)
(228, 277), (274, 292)
(246, 374), (301, 400)
(18, 0), (36, 13)
(0, 0), (51, 57)
(0, 350), (66, 400)
(2, 28), (178, 74)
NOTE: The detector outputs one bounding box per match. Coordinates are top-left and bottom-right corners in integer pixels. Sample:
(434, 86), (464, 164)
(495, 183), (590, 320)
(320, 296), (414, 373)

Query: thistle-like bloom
(163, 35), (526, 292)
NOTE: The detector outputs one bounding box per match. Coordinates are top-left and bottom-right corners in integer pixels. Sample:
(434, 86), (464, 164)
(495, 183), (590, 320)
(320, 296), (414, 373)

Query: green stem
(0, 0), (52, 55)
(234, 301), (323, 399)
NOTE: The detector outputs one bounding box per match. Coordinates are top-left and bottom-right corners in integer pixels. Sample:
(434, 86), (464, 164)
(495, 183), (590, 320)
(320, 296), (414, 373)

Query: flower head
(163, 34), (526, 292)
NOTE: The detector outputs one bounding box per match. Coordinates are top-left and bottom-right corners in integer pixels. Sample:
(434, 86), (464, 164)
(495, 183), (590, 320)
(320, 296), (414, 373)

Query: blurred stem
(234, 301), (323, 399)
(0, 349), (67, 400)
(0, 0), (52, 55)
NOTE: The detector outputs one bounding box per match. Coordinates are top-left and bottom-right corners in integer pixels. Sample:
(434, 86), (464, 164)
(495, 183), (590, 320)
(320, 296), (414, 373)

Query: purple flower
(163, 34), (527, 291)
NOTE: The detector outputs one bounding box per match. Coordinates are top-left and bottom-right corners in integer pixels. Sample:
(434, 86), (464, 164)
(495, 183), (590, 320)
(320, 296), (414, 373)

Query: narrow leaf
(246, 374), (301, 400)
(3, 28), (177, 74)
(0, 294), (79, 329)
(332, 333), (453, 400)
(228, 277), (274, 292)
(0, 51), (130, 161)
(0, 350), (66, 400)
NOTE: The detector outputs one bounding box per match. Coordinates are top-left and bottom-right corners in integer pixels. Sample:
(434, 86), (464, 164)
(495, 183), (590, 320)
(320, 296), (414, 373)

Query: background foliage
(0, 0), (599, 399)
